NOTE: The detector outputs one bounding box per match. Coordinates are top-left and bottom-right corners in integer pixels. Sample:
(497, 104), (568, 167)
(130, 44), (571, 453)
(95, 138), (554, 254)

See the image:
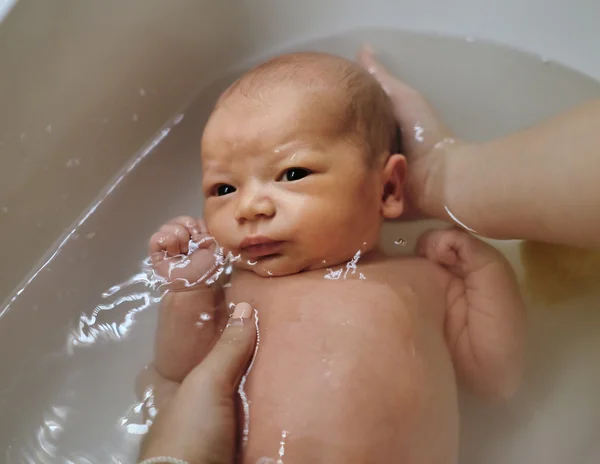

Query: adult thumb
(194, 302), (257, 394)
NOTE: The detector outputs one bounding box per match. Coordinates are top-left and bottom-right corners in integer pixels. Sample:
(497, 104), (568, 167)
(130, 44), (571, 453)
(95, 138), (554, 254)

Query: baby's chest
(224, 272), (429, 345)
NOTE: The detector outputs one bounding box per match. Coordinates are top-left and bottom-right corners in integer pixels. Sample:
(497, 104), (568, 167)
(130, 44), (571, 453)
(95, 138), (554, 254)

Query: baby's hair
(217, 52), (402, 165)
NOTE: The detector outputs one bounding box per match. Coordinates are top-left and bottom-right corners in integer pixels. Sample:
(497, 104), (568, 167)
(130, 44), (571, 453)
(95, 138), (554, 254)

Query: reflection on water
(324, 250), (365, 280)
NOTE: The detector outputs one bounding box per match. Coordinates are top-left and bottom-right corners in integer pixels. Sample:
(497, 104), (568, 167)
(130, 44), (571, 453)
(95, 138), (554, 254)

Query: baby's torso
(225, 256), (459, 464)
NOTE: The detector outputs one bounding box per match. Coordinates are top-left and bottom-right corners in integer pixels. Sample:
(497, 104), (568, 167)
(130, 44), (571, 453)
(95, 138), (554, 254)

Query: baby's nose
(235, 188), (276, 223)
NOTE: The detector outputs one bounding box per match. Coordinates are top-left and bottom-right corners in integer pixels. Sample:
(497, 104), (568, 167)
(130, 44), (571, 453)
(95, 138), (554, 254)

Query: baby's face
(201, 87), (386, 277)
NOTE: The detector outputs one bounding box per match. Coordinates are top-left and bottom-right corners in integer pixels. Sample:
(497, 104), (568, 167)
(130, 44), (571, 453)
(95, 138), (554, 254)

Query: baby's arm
(148, 216), (226, 383)
(418, 228), (526, 399)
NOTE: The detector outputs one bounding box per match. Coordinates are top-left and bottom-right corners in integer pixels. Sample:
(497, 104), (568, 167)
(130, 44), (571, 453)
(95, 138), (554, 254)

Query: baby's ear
(380, 154), (406, 219)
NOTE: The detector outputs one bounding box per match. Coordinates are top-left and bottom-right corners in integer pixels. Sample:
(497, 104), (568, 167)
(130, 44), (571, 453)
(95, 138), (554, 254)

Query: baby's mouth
(240, 240), (285, 259)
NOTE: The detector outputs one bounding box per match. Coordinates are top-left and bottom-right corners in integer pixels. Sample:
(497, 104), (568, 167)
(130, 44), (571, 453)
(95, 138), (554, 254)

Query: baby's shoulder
(369, 254), (451, 285)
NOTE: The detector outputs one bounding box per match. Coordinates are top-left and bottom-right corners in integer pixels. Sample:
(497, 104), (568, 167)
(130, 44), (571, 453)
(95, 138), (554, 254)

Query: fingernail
(232, 302), (252, 319)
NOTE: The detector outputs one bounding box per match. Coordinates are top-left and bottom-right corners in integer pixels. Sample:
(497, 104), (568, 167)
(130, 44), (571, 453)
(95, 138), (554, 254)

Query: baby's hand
(416, 226), (508, 279)
(148, 216), (221, 291)
(417, 227), (525, 399)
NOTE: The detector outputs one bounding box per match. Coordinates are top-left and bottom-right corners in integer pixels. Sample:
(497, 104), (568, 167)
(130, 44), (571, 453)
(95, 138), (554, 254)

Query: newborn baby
(144, 52), (525, 463)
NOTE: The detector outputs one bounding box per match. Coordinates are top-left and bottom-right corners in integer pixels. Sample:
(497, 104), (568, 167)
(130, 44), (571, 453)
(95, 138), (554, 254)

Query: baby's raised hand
(148, 216), (221, 291)
(417, 227), (525, 399)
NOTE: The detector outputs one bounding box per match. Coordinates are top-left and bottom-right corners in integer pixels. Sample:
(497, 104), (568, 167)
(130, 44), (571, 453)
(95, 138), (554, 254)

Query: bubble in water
(394, 238), (406, 246)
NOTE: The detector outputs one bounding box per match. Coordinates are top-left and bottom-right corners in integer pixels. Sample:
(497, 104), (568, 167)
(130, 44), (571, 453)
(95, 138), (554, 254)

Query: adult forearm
(442, 99), (600, 248)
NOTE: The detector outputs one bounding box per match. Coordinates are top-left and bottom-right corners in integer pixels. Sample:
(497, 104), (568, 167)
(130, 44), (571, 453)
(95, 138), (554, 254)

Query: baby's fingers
(417, 228), (463, 269)
(169, 216), (206, 237)
(150, 224), (191, 256)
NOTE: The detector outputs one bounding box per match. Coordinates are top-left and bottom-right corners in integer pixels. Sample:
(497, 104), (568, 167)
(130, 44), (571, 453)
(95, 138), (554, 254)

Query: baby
(144, 52), (525, 463)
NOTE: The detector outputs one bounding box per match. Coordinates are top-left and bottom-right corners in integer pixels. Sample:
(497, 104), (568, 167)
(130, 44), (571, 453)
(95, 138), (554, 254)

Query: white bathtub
(1, 1), (600, 463)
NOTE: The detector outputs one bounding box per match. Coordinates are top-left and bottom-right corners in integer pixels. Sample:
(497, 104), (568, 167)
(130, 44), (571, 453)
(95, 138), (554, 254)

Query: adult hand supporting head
(358, 46), (462, 221)
(138, 302), (257, 464)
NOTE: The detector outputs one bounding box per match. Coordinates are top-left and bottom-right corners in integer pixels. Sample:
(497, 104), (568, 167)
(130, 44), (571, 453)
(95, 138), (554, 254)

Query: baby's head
(201, 52), (406, 277)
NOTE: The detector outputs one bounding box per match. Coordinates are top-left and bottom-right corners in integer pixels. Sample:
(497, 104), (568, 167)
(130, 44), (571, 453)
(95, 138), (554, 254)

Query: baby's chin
(233, 250), (368, 278)
(233, 254), (310, 277)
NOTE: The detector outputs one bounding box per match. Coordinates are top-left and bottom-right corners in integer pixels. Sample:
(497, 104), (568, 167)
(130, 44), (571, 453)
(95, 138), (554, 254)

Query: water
(2, 28), (600, 463)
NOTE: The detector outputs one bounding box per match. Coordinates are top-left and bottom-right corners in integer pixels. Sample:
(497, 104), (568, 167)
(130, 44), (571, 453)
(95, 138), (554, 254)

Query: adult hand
(138, 302), (257, 464)
(358, 46), (461, 220)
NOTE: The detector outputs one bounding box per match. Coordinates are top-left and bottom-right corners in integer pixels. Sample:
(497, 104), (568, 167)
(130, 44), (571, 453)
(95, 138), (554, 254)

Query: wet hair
(217, 52), (402, 165)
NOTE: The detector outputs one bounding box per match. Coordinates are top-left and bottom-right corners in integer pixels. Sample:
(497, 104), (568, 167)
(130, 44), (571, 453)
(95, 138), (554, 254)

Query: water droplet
(138, 88), (146, 97)
(132, 113), (139, 122)
(414, 125), (424, 143)
(45, 124), (53, 133)
(247, 260), (258, 266)
(394, 238), (406, 246)
(324, 268), (342, 280)
(199, 312), (211, 321)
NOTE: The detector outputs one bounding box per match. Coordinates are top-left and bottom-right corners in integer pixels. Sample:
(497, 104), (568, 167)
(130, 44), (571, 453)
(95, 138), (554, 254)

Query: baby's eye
(212, 184), (237, 196)
(280, 168), (312, 182)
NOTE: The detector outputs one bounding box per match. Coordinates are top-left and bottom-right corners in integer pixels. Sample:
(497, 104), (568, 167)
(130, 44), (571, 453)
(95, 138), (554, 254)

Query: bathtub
(1, 1), (600, 463)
